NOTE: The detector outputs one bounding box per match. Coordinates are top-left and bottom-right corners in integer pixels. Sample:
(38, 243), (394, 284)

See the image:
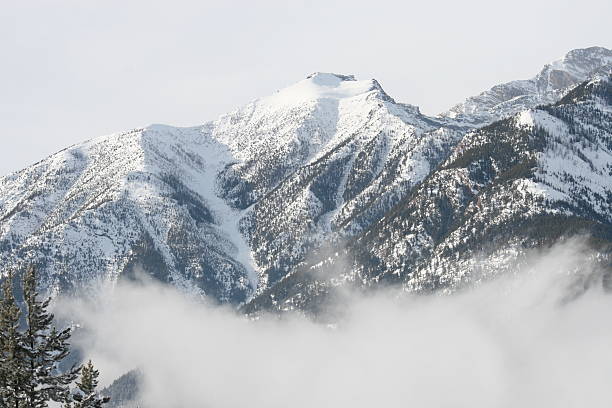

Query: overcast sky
(1, 0), (611, 176)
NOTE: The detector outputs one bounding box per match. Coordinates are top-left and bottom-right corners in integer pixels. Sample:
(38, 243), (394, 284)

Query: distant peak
(561, 46), (612, 61)
(545, 46), (612, 76)
(440, 46), (612, 122)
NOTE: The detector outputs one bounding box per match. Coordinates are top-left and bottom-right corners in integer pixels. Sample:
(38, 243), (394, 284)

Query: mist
(56, 239), (612, 407)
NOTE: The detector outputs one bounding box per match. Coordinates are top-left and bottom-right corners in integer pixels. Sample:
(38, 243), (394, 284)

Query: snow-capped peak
(262, 72), (385, 107)
(441, 46), (612, 126)
(3, 49), (610, 310)
(535, 46), (612, 93)
(547, 46), (612, 78)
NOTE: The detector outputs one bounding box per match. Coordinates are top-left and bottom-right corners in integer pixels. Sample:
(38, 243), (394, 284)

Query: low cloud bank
(57, 239), (612, 407)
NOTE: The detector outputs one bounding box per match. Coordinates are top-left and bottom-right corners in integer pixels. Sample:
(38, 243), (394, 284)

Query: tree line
(0, 266), (109, 408)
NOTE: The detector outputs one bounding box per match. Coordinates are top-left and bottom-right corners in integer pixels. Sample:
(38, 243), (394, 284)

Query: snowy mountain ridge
(442, 46), (612, 126)
(0, 71), (446, 301)
(1, 47), (611, 308)
(243, 71), (612, 314)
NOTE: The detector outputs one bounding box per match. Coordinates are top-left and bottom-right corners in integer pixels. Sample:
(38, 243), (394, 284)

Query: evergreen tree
(0, 266), (110, 408)
(66, 360), (110, 408)
(20, 265), (80, 408)
(0, 272), (26, 408)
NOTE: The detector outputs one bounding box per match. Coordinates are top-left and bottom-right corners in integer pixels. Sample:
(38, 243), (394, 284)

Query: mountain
(0, 72), (459, 302)
(362, 73), (612, 287)
(0, 48), (611, 310)
(441, 46), (612, 126)
(231, 74), (462, 295)
(243, 72), (612, 315)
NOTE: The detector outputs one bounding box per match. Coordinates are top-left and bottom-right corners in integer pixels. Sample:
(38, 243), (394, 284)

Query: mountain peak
(262, 73), (387, 107)
(441, 46), (612, 125)
(537, 46), (612, 91)
(3, 47), (612, 313)
(554, 46), (612, 68)
(305, 72), (357, 83)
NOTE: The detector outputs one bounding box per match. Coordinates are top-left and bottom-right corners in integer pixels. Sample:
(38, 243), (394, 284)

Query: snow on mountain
(1, 72), (455, 302)
(0, 126), (256, 302)
(262, 73), (384, 107)
(442, 46), (612, 126)
(216, 73), (461, 293)
(212, 72), (401, 208)
(243, 73), (612, 315)
(1, 49), (611, 309)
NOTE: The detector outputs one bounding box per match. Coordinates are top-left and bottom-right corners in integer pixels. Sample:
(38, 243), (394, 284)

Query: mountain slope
(0, 73), (460, 302)
(1, 49), (611, 308)
(232, 74), (462, 293)
(0, 126), (256, 302)
(369, 74), (612, 290)
(243, 73), (612, 314)
(101, 370), (144, 408)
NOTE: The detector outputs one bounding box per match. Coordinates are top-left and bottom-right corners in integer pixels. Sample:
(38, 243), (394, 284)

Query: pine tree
(1, 266), (110, 408)
(0, 272), (27, 408)
(20, 265), (80, 408)
(66, 360), (110, 408)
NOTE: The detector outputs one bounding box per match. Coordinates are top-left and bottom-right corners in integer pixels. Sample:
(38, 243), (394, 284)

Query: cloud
(56, 238), (612, 408)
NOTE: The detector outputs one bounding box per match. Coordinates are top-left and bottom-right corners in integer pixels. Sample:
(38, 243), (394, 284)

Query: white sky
(1, 0), (611, 176)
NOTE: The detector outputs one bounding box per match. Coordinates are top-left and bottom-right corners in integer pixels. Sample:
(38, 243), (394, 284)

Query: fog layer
(57, 239), (612, 407)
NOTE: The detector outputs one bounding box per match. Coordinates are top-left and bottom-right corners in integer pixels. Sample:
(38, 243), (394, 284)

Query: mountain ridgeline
(1, 46), (611, 312)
